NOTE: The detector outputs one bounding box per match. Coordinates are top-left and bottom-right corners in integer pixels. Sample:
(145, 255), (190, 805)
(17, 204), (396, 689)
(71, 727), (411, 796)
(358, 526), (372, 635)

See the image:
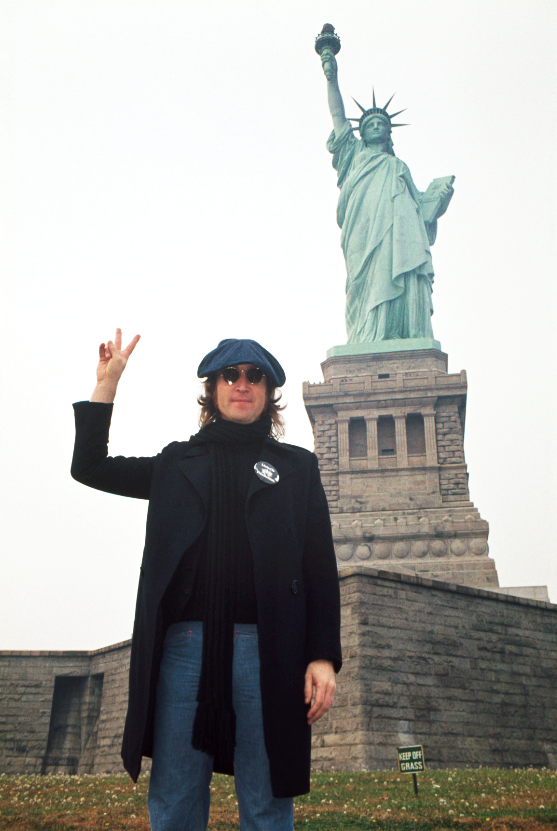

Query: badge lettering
(254, 461), (280, 484)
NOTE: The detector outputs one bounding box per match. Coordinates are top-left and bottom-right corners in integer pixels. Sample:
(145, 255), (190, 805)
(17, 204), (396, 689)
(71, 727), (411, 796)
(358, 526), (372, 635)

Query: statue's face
(361, 115), (391, 144)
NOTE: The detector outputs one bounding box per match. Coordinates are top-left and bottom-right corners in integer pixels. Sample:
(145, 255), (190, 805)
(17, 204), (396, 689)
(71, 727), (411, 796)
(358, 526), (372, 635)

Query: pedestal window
(349, 417), (367, 458)
(377, 416), (396, 457)
(406, 413), (426, 456)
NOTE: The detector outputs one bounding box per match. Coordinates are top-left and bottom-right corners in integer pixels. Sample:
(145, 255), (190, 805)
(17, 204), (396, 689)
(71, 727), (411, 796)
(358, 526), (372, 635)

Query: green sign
(397, 745), (425, 773)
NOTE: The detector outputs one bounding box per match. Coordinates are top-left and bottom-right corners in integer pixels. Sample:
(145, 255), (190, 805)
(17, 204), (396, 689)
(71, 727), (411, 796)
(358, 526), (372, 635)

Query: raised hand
(91, 328), (140, 403)
(321, 49), (338, 82)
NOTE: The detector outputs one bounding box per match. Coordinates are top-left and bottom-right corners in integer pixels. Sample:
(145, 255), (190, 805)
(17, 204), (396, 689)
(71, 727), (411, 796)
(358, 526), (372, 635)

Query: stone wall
(312, 414), (339, 510)
(435, 402), (470, 503)
(312, 568), (557, 771)
(0, 640), (133, 776)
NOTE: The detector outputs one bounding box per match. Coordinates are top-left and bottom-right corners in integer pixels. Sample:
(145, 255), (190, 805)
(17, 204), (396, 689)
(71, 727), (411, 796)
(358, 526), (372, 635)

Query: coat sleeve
(71, 401), (157, 500)
(302, 453), (342, 672)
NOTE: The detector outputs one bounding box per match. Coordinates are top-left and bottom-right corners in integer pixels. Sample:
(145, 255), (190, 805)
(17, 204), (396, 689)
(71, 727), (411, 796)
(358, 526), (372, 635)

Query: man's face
(214, 363), (268, 424)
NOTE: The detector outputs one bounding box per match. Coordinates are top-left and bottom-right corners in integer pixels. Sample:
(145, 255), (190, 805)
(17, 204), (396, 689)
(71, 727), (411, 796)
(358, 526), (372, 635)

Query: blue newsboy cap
(197, 338), (286, 388)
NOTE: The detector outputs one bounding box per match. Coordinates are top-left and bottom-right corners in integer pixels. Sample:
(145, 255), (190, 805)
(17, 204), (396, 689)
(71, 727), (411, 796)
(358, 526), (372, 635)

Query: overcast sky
(2, 0), (556, 650)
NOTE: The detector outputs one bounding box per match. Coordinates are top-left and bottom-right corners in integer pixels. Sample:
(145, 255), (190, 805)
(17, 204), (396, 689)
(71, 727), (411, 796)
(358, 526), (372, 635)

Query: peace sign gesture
(91, 328), (140, 403)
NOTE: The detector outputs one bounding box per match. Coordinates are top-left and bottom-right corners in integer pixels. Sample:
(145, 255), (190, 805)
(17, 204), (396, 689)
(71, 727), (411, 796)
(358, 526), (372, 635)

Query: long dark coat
(71, 402), (341, 798)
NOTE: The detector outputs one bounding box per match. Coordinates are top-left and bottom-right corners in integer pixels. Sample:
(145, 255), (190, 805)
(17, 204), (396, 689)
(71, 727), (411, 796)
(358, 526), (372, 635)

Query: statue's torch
(315, 23), (341, 77)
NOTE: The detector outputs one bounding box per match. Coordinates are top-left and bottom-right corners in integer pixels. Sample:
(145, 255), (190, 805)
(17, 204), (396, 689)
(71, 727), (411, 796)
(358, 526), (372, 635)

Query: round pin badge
(254, 461), (280, 484)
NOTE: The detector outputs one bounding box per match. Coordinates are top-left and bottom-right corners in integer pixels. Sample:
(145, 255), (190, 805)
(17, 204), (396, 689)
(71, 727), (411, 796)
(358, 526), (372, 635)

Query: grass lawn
(0, 767), (555, 829)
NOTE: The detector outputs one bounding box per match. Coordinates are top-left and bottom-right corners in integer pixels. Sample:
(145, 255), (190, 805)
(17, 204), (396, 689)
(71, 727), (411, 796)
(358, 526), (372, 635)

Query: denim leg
(232, 624), (294, 831)
(148, 622), (213, 831)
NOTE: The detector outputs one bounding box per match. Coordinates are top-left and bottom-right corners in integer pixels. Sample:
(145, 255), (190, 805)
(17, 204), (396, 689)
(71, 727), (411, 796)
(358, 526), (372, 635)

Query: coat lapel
(177, 446), (211, 511)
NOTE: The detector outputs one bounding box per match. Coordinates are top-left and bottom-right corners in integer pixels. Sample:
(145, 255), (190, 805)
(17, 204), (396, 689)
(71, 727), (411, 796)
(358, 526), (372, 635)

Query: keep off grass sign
(397, 745), (425, 773)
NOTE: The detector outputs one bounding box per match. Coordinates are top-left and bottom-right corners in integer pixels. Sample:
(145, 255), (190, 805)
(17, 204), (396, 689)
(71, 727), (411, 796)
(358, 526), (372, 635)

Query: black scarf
(188, 415), (271, 769)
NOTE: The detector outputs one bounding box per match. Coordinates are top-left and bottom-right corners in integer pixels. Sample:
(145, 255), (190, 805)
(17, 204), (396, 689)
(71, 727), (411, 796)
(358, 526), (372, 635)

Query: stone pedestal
(303, 342), (499, 588)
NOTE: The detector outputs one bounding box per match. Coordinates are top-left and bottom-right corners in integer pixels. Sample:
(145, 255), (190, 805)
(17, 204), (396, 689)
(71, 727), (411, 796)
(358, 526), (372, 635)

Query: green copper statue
(316, 25), (454, 344)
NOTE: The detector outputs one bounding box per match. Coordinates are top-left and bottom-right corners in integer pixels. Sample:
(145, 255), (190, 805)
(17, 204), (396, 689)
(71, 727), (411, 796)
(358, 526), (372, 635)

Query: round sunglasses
(219, 366), (266, 385)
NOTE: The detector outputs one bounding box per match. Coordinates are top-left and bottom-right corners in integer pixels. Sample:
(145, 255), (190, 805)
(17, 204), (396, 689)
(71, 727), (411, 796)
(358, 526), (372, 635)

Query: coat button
(291, 580), (299, 595)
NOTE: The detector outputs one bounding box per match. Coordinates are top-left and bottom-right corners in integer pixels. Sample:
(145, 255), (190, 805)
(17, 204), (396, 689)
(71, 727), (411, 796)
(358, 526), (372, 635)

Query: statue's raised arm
(315, 25), (348, 135)
(315, 25), (454, 345)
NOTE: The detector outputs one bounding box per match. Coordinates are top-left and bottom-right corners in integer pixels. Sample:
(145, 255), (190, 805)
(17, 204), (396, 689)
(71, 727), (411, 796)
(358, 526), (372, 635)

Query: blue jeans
(148, 622), (294, 831)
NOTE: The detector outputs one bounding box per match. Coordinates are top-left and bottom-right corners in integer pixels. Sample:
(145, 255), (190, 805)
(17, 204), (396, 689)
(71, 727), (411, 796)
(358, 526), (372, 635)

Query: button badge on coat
(254, 461), (279, 484)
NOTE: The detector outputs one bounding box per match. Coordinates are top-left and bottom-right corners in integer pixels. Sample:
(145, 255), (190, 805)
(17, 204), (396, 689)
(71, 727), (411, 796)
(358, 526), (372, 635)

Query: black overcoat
(71, 401), (341, 798)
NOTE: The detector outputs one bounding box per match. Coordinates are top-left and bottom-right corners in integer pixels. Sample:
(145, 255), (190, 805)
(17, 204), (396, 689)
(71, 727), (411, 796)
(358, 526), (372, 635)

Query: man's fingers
(304, 672), (313, 705)
(123, 334), (141, 357)
(305, 660), (336, 725)
(307, 685), (325, 720)
(97, 331), (139, 379)
(307, 682), (335, 724)
(314, 685), (335, 721)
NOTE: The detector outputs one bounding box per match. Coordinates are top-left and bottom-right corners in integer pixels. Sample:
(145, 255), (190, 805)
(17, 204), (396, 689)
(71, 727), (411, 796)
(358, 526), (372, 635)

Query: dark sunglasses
(219, 366), (266, 385)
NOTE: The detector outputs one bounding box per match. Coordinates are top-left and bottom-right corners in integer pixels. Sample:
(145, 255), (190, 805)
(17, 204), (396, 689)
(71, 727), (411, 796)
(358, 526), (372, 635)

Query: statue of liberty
(317, 25), (454, 344)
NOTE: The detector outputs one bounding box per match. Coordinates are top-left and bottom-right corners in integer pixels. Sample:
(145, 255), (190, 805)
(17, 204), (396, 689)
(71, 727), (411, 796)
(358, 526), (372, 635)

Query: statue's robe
(328, 121), (435, 343)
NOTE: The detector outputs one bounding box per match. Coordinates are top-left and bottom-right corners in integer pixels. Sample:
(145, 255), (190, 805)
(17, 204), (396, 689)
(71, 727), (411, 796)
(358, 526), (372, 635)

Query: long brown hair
(197, 376), (286, 439)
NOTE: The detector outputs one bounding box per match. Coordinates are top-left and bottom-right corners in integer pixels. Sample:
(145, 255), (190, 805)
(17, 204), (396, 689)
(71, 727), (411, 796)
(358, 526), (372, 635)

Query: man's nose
(234, 373), (250, 390)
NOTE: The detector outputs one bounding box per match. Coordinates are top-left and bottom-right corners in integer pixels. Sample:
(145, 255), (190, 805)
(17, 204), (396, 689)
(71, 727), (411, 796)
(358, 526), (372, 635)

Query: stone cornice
(0, 638), (132, 658)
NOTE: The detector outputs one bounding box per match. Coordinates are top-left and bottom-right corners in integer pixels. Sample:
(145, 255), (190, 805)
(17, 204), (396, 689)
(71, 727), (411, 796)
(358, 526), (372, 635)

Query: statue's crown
(349, 91), (408, 132)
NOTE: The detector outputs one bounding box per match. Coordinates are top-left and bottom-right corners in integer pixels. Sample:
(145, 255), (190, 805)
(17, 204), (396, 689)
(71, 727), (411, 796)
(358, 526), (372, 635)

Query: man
(71, 330), (342, 831)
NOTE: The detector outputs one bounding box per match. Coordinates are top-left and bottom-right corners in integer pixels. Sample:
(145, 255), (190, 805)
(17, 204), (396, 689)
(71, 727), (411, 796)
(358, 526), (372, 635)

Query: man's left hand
(304, 660), (336, 725)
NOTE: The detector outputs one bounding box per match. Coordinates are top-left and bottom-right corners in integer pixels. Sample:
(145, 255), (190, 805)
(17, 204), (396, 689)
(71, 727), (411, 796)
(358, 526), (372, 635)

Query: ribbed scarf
(187, 415), (271, 769)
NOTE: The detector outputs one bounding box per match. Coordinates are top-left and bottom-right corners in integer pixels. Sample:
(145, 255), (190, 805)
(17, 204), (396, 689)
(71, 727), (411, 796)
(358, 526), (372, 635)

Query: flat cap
(197, 338), (286, 388)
